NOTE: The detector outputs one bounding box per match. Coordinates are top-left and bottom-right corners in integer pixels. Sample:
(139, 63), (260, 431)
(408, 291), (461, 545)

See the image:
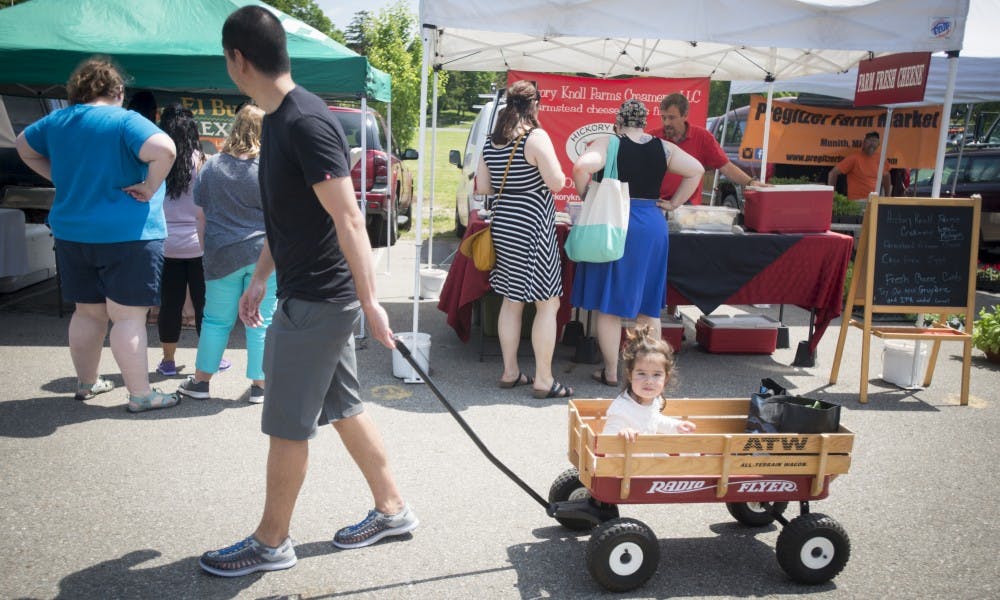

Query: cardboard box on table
(743, 184), (833, 233)
(695, 314), (779, 354)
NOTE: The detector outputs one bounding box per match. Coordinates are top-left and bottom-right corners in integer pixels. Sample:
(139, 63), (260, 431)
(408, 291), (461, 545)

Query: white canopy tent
(408, 0), (970, 361)
(731, 0), (1000, 102)
(730, 55), (1000, 104)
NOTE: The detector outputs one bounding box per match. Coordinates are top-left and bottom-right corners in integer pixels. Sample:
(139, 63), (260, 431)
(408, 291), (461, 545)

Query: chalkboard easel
(829, 195), (981, 405)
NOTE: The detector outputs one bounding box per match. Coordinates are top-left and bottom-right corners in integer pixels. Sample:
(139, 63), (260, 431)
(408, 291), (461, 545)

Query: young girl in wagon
(602, 325), (696, 441)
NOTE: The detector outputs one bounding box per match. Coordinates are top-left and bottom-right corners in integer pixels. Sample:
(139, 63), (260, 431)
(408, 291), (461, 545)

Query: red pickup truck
(327, 106), (419, 247)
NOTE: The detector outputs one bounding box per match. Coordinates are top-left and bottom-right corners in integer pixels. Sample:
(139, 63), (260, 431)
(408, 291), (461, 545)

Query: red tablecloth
(666, 231), (854, 352)
(437, 220), (574, 342)
(439, 225), (852, 352)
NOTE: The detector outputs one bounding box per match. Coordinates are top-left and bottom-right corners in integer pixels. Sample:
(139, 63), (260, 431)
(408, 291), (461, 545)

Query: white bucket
(392, 332), (431, 381)
(419, 268), (448, 300)
(882, 340), (929, 388)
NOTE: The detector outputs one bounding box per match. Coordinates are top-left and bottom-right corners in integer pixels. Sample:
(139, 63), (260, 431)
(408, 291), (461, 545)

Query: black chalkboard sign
(871, 203), (973, 307)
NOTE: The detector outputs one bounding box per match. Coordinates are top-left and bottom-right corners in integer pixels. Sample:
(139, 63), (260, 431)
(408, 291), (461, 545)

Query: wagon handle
(395, 337), (550, 510)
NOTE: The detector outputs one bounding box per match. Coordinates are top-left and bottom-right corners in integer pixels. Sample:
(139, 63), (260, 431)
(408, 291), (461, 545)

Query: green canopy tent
(0, 0), (391, 101)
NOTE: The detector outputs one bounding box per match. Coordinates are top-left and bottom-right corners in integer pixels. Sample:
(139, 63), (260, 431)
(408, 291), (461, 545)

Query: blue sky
(314, 0), (418, 31)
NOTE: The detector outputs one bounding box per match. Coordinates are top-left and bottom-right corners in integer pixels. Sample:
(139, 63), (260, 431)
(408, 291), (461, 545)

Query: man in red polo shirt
(651, 93), (760, 205)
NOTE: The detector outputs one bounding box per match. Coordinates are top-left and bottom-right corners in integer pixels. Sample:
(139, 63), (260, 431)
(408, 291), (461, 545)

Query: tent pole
(384, 102), (392, 274)
(759, 77), (775, 184)
(412, 27), (431, 340)
(429, 70), (439, 268)
(357, 96), (369, 340)
(951, 103), (972, 196)
(711, 88), (734, 205)
(876, 107), (892, 196)
(931, 51), (959, 198)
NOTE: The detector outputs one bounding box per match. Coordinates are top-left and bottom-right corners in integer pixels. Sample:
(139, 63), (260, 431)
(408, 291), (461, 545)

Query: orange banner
(739, 96), (943, 169)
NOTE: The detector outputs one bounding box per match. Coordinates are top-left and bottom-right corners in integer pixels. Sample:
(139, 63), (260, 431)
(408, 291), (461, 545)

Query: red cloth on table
(437, 221), (574, 342)
(666, 232), (853, 352)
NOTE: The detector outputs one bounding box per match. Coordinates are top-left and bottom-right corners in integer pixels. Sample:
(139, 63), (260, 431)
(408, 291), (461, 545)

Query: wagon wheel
(548, 468), (618, 531)
(586, 518), (660, 592)
(726, 501), (789, 527)
(775, 513), (851, 584)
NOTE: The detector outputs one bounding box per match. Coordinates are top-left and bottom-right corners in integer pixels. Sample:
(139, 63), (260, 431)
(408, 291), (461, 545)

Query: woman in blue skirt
(570, 99), (703, 386)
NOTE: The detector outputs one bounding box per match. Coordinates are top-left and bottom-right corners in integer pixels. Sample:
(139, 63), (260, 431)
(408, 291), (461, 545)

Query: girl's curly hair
(620, 324), (677, 399)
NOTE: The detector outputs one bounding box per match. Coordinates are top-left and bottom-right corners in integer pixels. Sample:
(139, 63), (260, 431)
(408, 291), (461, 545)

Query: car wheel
(397, 190), (412, 232)
(454, 205), (467, 238)
(368, 214), (397, 247)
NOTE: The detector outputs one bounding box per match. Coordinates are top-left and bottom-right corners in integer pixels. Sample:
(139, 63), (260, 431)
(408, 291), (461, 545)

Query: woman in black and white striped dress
(475, 80), (572, 399)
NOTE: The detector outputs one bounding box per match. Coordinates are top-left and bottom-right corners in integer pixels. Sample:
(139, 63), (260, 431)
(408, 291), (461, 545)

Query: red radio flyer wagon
(547, 398), (855, 592)
(393, 341), (854, 594)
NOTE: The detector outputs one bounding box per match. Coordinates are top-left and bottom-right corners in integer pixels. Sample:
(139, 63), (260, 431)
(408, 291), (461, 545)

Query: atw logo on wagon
(736, 480), (798, 494)
(741, 436), (810, 452)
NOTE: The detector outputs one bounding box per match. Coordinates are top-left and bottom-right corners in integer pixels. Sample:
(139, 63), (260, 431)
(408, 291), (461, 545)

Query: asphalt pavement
(1, 237), (998, 599)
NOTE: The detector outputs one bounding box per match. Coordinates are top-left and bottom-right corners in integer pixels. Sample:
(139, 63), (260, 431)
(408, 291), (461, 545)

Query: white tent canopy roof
(730, 0), (999, 102)
(421, 0), (969, 80)
(731, 55), (1000, 103)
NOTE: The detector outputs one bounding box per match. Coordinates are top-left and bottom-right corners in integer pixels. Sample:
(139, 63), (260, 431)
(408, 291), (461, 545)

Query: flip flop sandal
(74, 377), (115, 401)
(591, 368), (618, 387)
(498, 372), (534, 389)
(533, 381), (573, 399)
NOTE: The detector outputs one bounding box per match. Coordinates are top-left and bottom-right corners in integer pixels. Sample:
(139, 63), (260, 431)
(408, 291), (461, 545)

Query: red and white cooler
(695, 314), (780, 354)
(743, 184), (834, 233)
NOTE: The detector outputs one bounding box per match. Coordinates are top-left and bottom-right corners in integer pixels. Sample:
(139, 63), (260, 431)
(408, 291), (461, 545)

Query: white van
(448, 91), (505, 237)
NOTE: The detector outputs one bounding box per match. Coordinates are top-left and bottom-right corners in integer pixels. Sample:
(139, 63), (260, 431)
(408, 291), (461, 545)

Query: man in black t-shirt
(199, 6), (418, 578)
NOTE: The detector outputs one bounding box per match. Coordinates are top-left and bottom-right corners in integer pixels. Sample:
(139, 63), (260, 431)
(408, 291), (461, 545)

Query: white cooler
(0, 208), (56, 293)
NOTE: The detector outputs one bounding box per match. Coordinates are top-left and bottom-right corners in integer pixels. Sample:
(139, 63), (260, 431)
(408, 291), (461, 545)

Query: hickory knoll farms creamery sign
(508, 70), (710, 209)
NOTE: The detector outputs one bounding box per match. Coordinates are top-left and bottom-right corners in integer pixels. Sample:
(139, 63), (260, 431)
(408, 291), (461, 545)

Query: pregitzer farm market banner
(508, 71), (709, 208)
(740, 95), (943, 170)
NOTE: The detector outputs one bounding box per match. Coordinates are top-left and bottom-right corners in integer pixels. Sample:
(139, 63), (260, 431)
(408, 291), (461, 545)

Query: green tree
(363, 1), (444, 148)
(265, 0), (345, 44)
(0, 0), (30, 8)
(344, 10), (370, 55)
(443, 71), (504, 118)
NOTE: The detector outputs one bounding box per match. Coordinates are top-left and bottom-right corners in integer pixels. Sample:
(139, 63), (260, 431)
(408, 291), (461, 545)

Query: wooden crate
(567, 398), (854, 505)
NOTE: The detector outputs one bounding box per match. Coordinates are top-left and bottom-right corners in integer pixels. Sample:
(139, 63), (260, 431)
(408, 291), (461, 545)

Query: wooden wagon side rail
(568, 398), (854, 500)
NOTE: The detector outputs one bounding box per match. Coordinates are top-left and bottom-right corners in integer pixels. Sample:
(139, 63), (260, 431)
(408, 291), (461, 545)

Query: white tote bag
(564, 135), (629, 263)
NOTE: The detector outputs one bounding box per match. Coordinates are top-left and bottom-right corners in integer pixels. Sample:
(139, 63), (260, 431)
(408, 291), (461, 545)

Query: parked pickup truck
(327, 106), (419, 247)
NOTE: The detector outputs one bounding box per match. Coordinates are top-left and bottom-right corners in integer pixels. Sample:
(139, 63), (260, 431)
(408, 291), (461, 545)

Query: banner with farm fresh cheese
(508, 71), (709, 208)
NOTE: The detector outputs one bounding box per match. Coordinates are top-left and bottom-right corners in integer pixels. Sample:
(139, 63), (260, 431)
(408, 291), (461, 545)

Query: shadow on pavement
(511, 521), (837, 598)
(52, 539), (344, 600)
(0, 388), (250, 438)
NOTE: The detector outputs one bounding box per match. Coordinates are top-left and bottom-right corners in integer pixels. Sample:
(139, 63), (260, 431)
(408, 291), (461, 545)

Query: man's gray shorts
(262, 297), (363, 440)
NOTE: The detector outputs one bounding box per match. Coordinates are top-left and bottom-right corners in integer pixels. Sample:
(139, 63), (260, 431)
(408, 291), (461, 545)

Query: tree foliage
(442, 72), (506, 118)
(361, 1), (444, 149)
(265, 0), (345, 44)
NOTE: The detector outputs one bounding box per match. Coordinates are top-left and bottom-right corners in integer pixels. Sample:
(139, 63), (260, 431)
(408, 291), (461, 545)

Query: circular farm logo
(565, 122), (616, 162)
